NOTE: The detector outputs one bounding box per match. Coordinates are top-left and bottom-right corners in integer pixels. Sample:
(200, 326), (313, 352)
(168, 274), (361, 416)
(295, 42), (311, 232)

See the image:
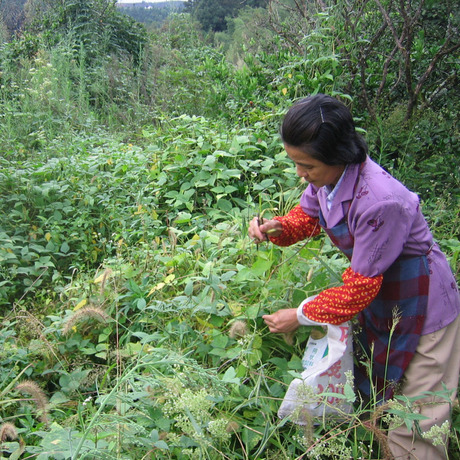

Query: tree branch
(407, 40), (460, 120)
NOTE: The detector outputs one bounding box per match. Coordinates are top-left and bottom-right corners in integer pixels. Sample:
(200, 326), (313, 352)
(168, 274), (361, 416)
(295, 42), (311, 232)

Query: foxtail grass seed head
(62, 306), (110, 335)
(100, 268), (113, 294)
(16, 380), (49, 426)
(282, 331), (295, 346)
(362, 406), (394, 460)
(228, 320), (249, 339)
(168, 227), (177, 248)
(225, 421), (240, 433)
(0, 422), (18, 442)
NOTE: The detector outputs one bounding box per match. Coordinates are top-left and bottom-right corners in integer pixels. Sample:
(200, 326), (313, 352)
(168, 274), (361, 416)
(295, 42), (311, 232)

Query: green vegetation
(185, 0), (269, 32)
(120, 2), (186, 27)
(0, 0), (458, 458)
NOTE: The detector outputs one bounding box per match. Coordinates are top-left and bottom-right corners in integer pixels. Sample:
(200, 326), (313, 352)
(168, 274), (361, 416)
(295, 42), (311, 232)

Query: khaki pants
(388, 313), (460, 459)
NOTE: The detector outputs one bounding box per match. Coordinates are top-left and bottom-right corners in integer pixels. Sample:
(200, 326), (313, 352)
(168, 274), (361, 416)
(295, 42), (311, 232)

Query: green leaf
(175, 212), (192, 224)
(31, 422), (101, 460)
(247, 348), (262, 366)
(154, 440), (169, 450)
(136, 298), (147, 310)
(184, 280), (194, 296)
(221, 270), (236, 281)
(60, 241), (70, 254)
(222, 366), (241, 384)
(344, 383), (356, 403)
(7, 441), (25, 460)
(251, 334), (262, 349)
(245, 305), (260, 319)
(250, 258), (273, 276)
(217, 198), (232, 212)
(211, 333), (228, 349)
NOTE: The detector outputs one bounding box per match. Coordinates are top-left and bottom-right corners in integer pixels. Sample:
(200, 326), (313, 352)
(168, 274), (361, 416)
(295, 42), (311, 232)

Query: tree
(337, 0), (460, 121)
(264, 0), (459, 122)
(187, 0), (269, 31)
(0, 0), (27, 37)
(23, 0), (147, 65)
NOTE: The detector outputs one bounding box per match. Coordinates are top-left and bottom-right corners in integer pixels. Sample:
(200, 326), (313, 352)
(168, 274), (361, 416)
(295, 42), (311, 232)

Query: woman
(248, 94), (460, 459)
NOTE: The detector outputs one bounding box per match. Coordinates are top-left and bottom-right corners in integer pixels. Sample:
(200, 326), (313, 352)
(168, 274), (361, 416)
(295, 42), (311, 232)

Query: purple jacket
(300, 156), (459, 334)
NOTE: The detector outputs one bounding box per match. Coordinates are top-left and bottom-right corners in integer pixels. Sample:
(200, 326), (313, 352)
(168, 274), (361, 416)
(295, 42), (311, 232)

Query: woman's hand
(248, 216), (283, 243)
(263, 308), (300, 333)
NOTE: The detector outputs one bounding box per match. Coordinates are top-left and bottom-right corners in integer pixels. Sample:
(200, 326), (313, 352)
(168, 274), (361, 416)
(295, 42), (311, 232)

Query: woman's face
(284, 144), (345, 188)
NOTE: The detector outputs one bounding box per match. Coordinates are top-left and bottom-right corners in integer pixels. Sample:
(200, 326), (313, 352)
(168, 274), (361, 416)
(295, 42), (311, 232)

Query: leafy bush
(0, 116), (350, 458)
(0, 115), (294, 304)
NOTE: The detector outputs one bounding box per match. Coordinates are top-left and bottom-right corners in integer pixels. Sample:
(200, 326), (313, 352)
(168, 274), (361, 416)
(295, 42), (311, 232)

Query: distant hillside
(117, 1), (185, 25)
(117, 2), (185, 9)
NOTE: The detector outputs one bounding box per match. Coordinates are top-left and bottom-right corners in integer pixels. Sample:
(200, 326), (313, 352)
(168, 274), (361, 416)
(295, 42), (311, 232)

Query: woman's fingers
(248, 217), (282, 242)
(263, 309), (299, 333)
(248, 216), (267, 242)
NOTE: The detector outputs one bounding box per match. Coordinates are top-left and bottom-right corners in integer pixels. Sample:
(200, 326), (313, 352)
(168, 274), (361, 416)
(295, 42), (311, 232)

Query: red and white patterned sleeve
(268, 205), (321, 247)
(299, 267), (383, 324)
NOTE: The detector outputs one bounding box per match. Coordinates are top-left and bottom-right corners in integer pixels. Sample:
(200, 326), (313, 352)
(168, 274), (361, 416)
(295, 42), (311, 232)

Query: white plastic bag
(278, 297), (354, 424)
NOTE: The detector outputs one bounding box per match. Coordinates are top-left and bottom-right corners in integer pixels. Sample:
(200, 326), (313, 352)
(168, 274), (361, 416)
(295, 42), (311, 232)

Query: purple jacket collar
(302, 160), (363, 229)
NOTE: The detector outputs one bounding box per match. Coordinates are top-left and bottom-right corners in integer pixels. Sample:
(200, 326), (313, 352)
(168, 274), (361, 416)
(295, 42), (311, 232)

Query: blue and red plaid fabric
(319, 210), (429, 401)
(354, 255), (429, 401)
(318, 212), (354, 260)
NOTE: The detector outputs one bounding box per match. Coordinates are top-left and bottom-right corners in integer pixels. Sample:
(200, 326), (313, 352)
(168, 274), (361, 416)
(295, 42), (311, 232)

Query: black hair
(280, 94), (368, 165)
